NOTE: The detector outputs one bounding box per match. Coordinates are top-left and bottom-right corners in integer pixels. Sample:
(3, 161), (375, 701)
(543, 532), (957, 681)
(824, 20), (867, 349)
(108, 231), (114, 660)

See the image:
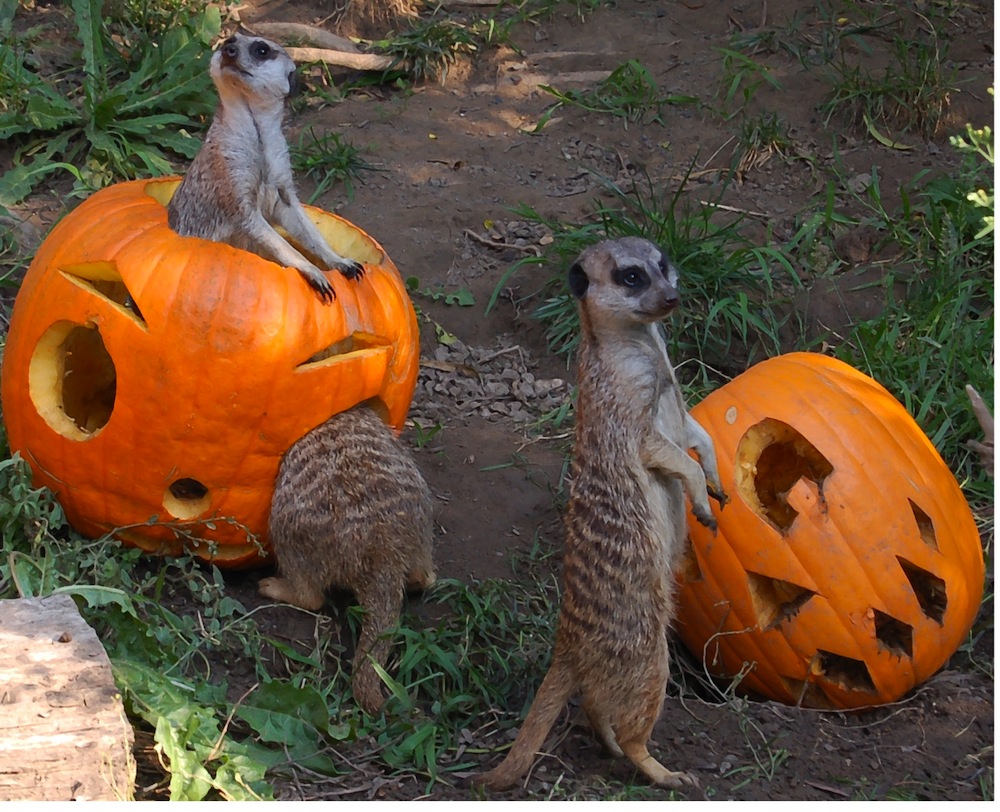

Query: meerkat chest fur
(574, 327), (685, 563)
(212, 96), (292, 217)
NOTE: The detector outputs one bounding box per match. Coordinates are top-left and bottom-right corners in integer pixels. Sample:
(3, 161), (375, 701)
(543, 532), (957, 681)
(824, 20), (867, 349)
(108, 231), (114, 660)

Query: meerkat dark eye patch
(250, 40), (273, 60)
(568, 263), (589, 299)
(613, 266), (650, 291)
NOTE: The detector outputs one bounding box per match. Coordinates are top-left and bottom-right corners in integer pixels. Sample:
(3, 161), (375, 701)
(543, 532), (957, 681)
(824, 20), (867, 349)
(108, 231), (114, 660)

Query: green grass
(819, 27), (958, 139)
(290, 128), (380, 205)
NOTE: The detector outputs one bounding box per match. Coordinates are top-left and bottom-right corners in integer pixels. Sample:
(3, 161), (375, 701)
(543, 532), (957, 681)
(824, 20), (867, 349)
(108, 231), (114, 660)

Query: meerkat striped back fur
(258, 405), (436, 715)
(473, 237), (727, 792)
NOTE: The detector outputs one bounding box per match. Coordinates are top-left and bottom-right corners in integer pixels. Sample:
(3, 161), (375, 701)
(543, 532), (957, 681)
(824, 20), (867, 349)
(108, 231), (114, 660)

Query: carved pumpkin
(676, 353), (984, 709)
(1, 178), (419, 568)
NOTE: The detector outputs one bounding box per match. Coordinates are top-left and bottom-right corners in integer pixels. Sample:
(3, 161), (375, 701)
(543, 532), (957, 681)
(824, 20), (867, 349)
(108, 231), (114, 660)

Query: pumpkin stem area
(29, 321), (117, 440)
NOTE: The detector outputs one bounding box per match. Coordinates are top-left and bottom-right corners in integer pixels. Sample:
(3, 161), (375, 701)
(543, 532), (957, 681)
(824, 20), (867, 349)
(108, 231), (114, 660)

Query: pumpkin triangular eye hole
(298, 331), (392, 369)
(745, 570), (817, 631)
(909, 499), (939, 552)
(60, 261), (146, 327)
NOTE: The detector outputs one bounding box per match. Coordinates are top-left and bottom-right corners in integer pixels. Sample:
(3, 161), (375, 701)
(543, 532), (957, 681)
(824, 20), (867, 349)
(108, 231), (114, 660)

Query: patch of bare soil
(5, 0), (994, 801)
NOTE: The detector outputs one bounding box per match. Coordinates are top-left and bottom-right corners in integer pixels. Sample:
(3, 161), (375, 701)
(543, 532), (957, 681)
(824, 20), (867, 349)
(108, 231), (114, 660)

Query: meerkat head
(211, 33), (298, 106)
(568, 237), (680, 329)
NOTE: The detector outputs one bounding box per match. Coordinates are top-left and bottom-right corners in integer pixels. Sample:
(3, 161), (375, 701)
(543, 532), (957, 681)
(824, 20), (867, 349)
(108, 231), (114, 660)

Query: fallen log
(0, 594), (135, 801)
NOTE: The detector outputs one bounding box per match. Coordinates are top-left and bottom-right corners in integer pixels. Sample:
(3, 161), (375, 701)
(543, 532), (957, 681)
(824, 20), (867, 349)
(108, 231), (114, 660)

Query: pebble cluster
(409, 337), (569, 427)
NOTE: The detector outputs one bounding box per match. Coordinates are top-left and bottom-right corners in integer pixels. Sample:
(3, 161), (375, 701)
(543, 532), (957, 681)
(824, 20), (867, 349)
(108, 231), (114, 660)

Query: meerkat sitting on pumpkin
(168, 32), (363, 304)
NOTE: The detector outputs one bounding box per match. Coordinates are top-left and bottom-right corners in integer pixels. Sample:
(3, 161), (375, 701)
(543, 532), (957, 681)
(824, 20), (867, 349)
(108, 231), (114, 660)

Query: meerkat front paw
(295, 266), (337, 304)
(693, 505), (718, 533)
(333, 258), (365, 281)
(707, 482), (729, 508)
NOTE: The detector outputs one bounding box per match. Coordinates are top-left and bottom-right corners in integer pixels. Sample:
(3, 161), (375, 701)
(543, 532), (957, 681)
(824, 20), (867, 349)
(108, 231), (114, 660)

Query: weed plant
(541, 60), (698, 127)
(0, 0), (220, 204)
(819, 29), (957, 139)
(372, 18), (482, 84)
(290, 128), (379, 205)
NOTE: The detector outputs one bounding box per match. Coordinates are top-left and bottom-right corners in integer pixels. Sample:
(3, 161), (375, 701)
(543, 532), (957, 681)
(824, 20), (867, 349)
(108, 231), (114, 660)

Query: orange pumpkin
(676, 352), (984, 709)
(1, 178), (419, 568)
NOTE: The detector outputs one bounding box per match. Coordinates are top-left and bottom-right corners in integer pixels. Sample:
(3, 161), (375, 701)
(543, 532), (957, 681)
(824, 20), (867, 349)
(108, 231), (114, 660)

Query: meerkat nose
(221, 41), (239, 61)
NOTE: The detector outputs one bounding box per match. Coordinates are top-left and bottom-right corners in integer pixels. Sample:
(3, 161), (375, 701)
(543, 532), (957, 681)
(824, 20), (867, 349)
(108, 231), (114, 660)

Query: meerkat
(472, 236), (727, 792)
(167, 32), (364, 303)
(258, 405), (436, 715)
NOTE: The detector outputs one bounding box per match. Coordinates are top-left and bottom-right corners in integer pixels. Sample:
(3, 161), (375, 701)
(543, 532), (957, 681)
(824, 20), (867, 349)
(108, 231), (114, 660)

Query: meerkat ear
(286, 68), (299, 96)
(568, 262), (589, 299)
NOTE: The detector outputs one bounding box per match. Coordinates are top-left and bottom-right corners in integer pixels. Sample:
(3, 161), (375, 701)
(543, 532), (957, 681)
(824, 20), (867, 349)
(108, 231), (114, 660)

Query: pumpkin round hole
(29, 321), (117, 439)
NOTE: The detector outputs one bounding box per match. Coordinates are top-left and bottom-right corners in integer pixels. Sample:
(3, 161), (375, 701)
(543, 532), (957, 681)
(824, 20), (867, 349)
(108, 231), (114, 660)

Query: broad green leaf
(54, 584), (139, 617)
(235, 681), (332, 744)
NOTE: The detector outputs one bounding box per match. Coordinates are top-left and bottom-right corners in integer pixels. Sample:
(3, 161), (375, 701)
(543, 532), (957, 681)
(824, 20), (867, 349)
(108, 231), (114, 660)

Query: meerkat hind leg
(583, 700), (624, 757)
(620, 740), (699, 789)
(258, 575), (326, 611)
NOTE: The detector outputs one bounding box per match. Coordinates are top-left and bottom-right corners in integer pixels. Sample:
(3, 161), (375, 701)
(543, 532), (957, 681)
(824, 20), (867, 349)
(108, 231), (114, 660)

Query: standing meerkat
(167, 32), (363, 303)
(258, 405), (436, 715)
(473, 237), (727, 792)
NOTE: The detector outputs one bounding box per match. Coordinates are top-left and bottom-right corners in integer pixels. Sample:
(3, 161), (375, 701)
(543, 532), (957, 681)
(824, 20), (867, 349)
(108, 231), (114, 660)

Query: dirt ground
(3, 0), (994, 801)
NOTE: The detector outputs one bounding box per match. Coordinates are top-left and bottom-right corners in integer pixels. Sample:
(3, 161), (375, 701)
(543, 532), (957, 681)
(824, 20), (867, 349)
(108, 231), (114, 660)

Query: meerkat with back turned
(258, 405), (436, 715)
(473, 237), (727, 792)
(167, 32), (363, 303)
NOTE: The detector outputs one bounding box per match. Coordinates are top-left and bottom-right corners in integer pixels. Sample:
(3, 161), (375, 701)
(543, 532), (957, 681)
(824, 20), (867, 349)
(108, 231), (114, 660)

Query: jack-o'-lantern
(1, 178), (419, 568)
(676, 353), (984, 708)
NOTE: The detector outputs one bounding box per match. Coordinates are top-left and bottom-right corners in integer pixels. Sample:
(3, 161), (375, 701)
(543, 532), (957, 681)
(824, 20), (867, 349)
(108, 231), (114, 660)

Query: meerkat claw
(695, 508), (718, 533)
(335, 259), (365, 281)
(304, 274), (337, 304)
(708, 484), (729, 508)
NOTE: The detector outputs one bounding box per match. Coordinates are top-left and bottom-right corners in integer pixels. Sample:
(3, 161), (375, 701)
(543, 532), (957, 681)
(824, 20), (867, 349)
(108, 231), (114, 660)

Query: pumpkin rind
(1, 178), (419, 568)
(676, 352), (985, 708)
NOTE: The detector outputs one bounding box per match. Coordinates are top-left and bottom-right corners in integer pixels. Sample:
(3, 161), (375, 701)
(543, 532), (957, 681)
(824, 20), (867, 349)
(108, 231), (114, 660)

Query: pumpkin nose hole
(873, 609), (913, 659)
(163, 478), (211, 520)
(735, 418), (834, 533)
(746, 570), (816, 631)
(29, 321), (116, 439)
(814, 649), (876, 694)
(897, 557), (947, 624)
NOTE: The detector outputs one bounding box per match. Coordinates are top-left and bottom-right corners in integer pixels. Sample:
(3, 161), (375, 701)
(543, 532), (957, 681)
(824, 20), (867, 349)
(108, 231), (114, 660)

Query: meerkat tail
(473, 655), (577, 791)
(351, 578), (405, 716)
